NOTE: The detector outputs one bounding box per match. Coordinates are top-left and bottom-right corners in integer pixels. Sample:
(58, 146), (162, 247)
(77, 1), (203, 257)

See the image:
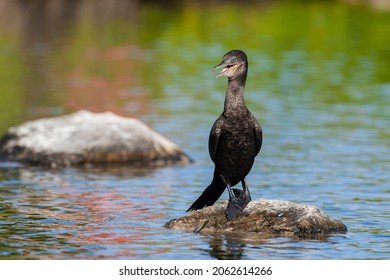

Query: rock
(165, 199), (347, 237)
(0, 110), (192, 167)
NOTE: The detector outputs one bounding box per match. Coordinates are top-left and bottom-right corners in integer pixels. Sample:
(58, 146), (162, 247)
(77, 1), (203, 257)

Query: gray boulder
(165, 199), (347, 237)
(0, 110), (192, 167)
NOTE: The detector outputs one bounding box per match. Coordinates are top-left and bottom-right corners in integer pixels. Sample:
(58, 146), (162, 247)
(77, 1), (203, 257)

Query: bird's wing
(253, 117), (262, 156)
(208, 116), (224, 163)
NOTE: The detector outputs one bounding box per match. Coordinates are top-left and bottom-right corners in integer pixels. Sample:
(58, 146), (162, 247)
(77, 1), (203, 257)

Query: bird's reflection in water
(205, 233), (264, 260)
(208, 235), (246, 260)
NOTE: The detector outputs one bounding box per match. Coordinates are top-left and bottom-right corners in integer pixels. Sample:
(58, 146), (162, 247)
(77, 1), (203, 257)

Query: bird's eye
(230, 58), (237, 63)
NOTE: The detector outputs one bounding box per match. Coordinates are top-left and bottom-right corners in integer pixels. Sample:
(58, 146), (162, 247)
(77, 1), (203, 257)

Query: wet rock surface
(165, 199), (347, 237)
(0, 110), (192, 167)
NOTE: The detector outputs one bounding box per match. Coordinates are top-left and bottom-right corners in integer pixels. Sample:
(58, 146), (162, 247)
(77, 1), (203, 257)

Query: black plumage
(187, 50), (262, 220)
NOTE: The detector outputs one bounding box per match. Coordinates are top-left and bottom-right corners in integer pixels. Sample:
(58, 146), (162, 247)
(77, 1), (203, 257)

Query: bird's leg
(239, 178), (251, 208)
(220, 175), (248, 220)
(225, 179), (252, 220)
(225, 183), (241, 220)
(241, 179), (251, 201)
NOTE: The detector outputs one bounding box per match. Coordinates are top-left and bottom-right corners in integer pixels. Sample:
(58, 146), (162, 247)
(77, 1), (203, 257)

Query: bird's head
(213, 50), (248, 80)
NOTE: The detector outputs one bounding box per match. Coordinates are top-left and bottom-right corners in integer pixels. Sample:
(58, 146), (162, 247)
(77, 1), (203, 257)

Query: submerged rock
(0, 110), (192, 167)
(165, 199), (347, 237)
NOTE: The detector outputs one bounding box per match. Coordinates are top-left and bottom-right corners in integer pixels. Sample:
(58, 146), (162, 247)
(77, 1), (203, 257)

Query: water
(1, 0), (390, 259)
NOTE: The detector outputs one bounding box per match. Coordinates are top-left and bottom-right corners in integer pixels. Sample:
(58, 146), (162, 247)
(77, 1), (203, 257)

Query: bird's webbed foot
(225, 181), (251, 220)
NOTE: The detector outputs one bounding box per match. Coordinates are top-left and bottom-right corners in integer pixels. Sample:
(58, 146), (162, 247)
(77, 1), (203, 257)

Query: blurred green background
(0, 0), (389, 134)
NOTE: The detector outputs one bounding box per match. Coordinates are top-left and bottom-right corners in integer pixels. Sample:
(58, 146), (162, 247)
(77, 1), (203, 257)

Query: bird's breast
(218, 120), (257, 158)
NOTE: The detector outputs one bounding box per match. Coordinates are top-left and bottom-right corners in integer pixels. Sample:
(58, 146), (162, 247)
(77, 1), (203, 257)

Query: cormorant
(187, 50), (262, 220)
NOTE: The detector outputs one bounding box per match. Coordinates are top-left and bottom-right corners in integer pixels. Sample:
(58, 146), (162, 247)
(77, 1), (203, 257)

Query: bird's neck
(223, 79), (247, 117)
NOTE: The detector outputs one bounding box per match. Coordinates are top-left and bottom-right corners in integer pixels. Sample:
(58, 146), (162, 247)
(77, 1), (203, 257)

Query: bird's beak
(213, 61), (239, 78)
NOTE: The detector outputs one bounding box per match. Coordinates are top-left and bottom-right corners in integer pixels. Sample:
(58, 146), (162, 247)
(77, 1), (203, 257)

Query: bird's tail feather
(187, 171), (226, 211)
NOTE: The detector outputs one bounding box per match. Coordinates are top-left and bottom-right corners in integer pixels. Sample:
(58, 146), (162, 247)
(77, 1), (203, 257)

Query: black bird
(187, 50), (262, 220)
